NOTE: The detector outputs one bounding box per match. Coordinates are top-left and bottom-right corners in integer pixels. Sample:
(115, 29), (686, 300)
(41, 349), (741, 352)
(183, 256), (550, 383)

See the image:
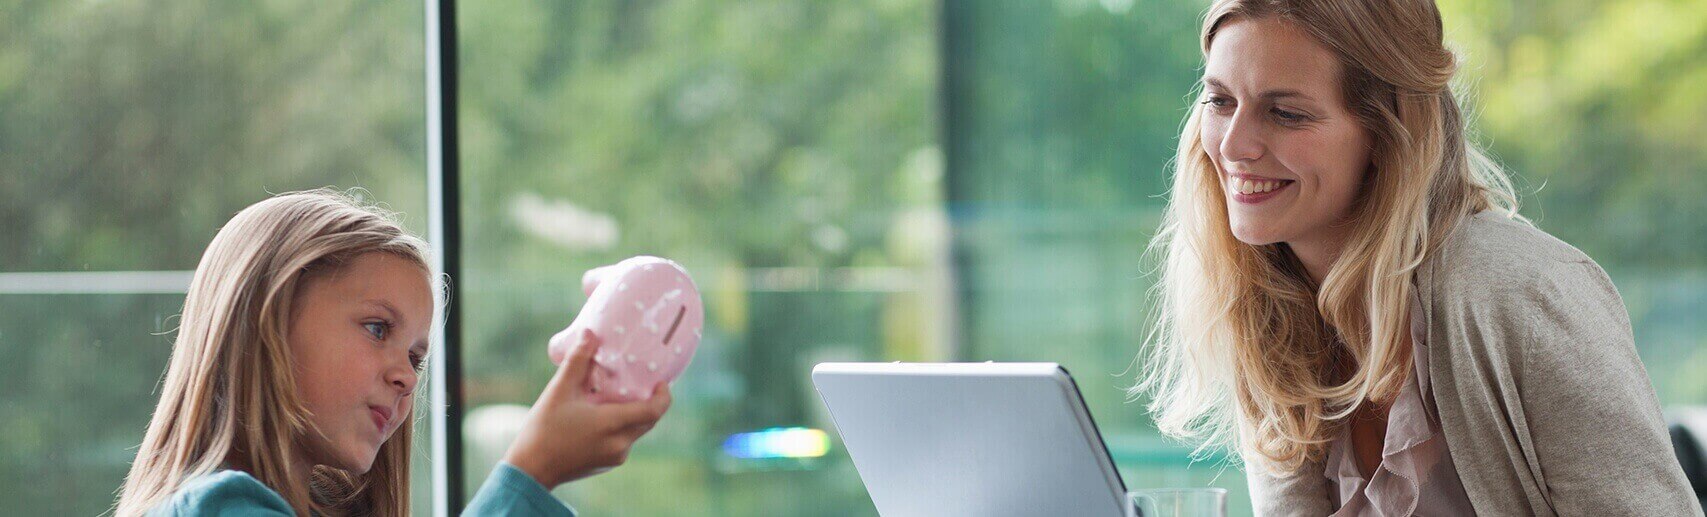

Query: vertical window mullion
(425, 0), (467, 513)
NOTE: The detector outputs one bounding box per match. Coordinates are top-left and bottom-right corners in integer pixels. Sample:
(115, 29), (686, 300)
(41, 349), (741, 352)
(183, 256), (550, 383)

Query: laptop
(811, 362), (1130, 517)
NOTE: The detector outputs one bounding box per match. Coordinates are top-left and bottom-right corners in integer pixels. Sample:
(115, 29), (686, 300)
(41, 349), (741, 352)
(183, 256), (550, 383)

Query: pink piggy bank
(548, 256), (704, 403)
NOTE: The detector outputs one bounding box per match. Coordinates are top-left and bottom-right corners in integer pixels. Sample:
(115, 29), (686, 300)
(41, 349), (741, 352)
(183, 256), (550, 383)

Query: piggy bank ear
(581, 265), (615, 297)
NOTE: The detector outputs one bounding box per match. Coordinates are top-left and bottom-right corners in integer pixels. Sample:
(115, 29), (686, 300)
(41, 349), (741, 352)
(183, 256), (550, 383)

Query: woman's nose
(1217, 110), (1266, 164)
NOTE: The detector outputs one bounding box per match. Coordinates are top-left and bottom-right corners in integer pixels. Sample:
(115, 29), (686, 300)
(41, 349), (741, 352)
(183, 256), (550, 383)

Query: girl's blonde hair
(116, 189), (434, 516)
(1133, 0), (1521, 473)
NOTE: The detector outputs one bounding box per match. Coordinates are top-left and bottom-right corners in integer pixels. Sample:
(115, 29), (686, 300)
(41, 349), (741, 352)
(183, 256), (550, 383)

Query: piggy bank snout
(546, 325), (584, 366)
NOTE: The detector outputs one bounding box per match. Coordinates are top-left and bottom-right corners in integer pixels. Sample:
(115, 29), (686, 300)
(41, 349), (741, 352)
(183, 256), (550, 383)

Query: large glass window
(453, 1), (941, 514)
(942, 0), (1255, 510)
(0, 1), (431, 513)
(6, 0), (1702, 515)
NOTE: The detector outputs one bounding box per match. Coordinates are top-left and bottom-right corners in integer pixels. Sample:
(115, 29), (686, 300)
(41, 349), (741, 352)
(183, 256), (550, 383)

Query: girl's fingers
(549, 329), (600, 396)
(647, 383), (673, 416)
(603, 383), (672, 429)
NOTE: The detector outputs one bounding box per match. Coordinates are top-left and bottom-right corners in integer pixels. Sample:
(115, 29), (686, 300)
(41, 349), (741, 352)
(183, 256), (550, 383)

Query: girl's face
(287, 252), (432, 474)
(1199, 17), (1373, 249)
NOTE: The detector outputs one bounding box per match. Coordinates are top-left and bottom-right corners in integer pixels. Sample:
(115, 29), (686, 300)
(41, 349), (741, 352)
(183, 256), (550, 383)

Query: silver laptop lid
(812, 362), (1128, 517)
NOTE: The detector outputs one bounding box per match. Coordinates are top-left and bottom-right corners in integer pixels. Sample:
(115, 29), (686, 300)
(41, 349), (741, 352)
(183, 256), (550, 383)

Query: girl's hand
(502, 329), (673, 489)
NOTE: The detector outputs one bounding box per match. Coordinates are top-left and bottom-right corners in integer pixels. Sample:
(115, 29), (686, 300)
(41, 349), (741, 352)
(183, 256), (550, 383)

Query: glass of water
(1127, 488), (1228, 517)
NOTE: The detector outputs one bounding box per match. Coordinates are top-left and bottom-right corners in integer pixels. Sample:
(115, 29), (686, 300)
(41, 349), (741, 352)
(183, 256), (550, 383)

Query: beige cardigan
(1246, 211), (1704, 516)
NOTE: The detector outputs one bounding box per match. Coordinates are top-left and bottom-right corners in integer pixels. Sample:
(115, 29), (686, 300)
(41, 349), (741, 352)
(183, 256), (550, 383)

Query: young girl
(1134, 0), (1700, 515)
(115, 189), (669, 516)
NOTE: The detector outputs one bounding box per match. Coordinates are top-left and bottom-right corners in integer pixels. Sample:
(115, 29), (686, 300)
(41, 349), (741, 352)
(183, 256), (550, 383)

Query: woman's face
(287, 252), (432, 474)
(1199, 16), (1372, 248)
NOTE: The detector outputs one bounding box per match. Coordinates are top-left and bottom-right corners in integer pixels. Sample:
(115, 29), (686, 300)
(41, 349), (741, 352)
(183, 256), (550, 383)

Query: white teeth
(1231, 178), (1286, 195)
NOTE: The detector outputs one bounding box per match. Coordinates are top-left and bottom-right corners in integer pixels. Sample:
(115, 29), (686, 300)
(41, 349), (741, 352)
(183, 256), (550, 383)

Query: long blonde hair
(1133, 0), (1521, 474)
(116, 189), (433, 516)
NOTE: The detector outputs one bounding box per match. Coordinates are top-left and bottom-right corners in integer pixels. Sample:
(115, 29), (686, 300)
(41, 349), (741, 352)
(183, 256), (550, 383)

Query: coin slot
(663, 305), (686, 345)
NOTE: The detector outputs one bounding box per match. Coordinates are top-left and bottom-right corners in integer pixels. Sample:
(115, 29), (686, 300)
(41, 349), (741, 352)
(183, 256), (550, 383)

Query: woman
(1132, 0), (1701, 514)
(116, 189), (669, 516)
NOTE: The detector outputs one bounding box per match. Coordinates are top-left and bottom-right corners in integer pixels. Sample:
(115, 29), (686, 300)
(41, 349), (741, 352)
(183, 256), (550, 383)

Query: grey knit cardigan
(1246, 211), (1704, 516)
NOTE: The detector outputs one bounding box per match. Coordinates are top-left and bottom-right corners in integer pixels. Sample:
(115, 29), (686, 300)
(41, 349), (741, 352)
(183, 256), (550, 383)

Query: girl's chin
(331, 459), (376, 475)
(323, 448), (380, 475)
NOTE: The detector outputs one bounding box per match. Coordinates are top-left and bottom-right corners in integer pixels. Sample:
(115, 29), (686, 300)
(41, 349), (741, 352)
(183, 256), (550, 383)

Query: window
(942, 0), (1255, 510)
(0, 2), (431, 513)
(452, 1), (939, 514)
(5, 1), (1702, 516)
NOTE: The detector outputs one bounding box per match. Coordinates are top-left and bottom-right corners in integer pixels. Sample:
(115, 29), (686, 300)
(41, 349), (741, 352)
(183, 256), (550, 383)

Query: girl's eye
(410, 351), (426, 372)
(364, 321), (390, 340)
(1200, 96), (1233, 111)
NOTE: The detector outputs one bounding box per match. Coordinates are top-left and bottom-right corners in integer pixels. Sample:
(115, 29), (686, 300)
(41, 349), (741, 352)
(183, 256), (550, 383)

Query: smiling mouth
(1228, 176), (1294, 195)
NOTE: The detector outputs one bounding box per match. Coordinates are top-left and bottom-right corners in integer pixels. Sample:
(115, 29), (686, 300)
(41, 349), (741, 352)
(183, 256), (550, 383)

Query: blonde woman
(1133, 0), (1702, 515)
(115, 189), (670, 516)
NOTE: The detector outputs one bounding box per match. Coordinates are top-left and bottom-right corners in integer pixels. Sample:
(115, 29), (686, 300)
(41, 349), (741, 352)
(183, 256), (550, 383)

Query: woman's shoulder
(1436, 210), (1596, 274)
(1425, 210), (1615, 307)
(1422, 209), (1633, 362)
(148, 470), (293, 516)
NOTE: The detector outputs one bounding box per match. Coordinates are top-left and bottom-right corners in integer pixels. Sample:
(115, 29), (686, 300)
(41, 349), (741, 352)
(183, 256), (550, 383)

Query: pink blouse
(1324, 291), (1475, 516)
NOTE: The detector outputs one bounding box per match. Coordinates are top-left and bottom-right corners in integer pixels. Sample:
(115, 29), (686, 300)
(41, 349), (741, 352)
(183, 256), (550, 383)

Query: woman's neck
(1287, 225), (1351, 285)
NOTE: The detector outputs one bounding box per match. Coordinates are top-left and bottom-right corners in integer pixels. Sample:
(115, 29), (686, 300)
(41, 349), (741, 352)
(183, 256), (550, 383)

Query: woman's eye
(409, 352), (425, 372)
(1200, 96), (1233, 111)
(1272, 108), (1307, 123)
(364, 321), (390, 340)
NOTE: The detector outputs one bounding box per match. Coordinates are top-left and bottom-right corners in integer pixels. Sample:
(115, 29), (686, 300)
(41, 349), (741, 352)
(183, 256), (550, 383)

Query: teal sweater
(145, 462), (576, 516)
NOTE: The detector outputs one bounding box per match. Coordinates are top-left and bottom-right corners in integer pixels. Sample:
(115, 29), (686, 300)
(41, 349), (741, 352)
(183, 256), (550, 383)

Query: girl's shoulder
(148, 470), (294, 516)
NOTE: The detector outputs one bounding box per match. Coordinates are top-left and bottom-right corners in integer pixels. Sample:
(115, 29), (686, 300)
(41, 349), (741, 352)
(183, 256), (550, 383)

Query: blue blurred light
(720, 427), (830, 459)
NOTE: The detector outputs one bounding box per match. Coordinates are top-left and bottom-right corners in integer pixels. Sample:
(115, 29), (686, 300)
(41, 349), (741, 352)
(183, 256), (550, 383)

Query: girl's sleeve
(461, 462), (579, 517)
(147, 471), (294, 516)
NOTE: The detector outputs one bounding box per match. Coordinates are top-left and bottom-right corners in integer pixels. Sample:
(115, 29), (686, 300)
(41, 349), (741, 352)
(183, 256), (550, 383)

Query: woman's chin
(1229, 224), (1283, 246)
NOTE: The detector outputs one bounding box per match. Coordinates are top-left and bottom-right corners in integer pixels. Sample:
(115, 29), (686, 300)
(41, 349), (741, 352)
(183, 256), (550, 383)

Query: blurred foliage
(0, 0), (430, 514)
(452, 1), (936, 514)
(0, 0), (428, 270)
(0, 0), (1702, 515)
(1440, 0), (1707, 267)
